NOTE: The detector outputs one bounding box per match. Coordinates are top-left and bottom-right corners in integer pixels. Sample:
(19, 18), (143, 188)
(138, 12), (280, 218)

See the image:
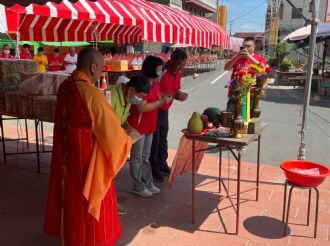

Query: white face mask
(128, 95), (144, 105)
(4, 50), (10, 55)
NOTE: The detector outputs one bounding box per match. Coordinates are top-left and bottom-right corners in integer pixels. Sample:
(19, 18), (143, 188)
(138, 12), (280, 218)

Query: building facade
(182, 0), (217, 20)
(265, 0), (328, 50)
(147, 0), (183, 10)
(147, 0), (217, 19)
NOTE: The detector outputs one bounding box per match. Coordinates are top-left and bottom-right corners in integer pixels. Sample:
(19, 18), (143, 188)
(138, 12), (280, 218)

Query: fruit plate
(181, 129), (209, 137)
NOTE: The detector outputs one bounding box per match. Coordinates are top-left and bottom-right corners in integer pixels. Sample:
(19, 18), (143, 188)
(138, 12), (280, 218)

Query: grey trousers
(129, 134), (154, 191)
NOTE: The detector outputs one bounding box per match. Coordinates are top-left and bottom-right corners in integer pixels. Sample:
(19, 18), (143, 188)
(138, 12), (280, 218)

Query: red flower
(266, 67), (272, 73)
(248, 69), (257, 76)
(234, 70), (247, 77)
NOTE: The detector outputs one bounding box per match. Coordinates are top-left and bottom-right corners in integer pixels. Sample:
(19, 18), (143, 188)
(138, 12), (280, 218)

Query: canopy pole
(15, 31), (20, 59)
(298, 0), (320, 160)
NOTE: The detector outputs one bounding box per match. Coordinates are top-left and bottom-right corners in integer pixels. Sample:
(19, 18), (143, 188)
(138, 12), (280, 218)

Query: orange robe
(44, 71), (132, 246)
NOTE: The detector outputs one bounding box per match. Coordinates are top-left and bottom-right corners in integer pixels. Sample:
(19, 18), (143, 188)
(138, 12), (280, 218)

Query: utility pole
(298, 0), (320, 160)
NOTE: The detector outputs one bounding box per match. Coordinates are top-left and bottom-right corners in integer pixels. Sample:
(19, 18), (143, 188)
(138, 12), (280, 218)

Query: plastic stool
(282, 180), (319, 238)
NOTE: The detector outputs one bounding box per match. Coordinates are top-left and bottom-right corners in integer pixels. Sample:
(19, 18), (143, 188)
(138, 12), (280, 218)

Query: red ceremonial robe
(44, 71), (131, 246)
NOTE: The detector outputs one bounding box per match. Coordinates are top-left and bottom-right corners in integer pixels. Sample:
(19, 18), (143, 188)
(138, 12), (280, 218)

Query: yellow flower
(250, 64), (265, 74)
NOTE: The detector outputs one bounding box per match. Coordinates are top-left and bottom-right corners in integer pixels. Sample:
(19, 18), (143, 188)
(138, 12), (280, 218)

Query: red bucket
(280, 160), (330, 187)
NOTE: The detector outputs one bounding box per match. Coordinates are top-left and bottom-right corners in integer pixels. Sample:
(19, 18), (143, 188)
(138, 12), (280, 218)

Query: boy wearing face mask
(128, 56), (172, 198)
(48, 48), (64, 72)
(33, 47), (48, 73)
(106, 75), (150, 215)
(107, 75), (150, 126)
(0, 44), (14, 59)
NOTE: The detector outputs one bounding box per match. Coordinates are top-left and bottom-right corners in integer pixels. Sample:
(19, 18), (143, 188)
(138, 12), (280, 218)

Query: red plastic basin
(280, 160), (330, 187)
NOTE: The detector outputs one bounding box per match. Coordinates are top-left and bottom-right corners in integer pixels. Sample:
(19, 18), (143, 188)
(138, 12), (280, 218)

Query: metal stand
(282, 180), (320, 238)
(0, 115), (30, 163)
(0, 114), (52, 173)
(190, 134), (262, 235)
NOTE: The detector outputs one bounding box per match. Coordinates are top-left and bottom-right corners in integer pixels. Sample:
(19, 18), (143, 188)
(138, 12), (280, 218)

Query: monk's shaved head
(77, 47), (104, 70)
(76, 47), (104, 84)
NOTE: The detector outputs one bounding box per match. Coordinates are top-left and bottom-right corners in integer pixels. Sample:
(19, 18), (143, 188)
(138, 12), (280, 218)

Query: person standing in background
(64, 47), (78, 74)
(224, 37), (266, 78)
(33, 47), (48, 73)
(0, 44), (14, 59)
(20, 43), (32, 60)
(48, 48), (64, 72)
(224, 37), (266, 111)
(149, 49), (189, 183)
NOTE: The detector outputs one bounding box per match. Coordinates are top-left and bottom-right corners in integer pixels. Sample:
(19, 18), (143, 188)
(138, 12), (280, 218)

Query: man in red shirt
(0, 44), (14, 59)
(20, 43), (32, 60)
(149, 49), (188, 182)
(48, 48), (64, 72)
(224, 37), (267, 111)
(224, 37), (266, 78)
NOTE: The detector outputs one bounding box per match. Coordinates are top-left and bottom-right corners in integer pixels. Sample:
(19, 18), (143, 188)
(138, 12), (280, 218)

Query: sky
(220, 0), (268, 35)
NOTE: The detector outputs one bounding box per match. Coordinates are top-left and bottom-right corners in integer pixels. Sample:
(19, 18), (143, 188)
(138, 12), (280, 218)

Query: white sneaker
(148, 184), (160, 194)
(133, 188), (153, 198)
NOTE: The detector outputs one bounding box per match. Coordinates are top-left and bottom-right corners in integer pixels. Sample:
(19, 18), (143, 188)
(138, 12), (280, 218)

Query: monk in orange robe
(44, 48), (133, 246)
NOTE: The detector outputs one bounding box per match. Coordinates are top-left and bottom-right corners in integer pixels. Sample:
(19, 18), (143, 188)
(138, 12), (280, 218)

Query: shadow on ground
(262, 87), (330, 108)
(243, 216), (289, 239)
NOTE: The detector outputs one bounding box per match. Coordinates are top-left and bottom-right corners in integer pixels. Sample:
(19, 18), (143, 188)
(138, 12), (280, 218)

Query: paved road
(3, 64), (329, 167)
(169, 66), (330, 167)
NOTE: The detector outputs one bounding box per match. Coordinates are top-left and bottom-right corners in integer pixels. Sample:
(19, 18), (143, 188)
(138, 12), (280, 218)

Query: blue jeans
(129, 134), (154, 191)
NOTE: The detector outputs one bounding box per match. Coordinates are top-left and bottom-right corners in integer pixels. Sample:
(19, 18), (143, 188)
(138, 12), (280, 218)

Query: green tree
(276, 43), (288, 66)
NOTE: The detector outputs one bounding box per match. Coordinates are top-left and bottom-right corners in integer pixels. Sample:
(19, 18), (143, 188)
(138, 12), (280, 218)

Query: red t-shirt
(128, 82), (160, 135)
(48, 55), (64, 72)
(159, 61), (181, 111)
(231, 53), (266, 78)
(20, 52), (31, 60)
(0, 54), (14, 59)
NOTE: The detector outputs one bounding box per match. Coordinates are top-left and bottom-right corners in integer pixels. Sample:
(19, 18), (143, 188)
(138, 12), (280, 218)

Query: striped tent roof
(1, 0), (229, 49)
(0, 0), (97, 7)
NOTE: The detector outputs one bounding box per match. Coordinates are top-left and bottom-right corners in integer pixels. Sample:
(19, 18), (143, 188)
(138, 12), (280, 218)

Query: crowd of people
(43, 47), (188, 245)
(0, 43), (78, 73)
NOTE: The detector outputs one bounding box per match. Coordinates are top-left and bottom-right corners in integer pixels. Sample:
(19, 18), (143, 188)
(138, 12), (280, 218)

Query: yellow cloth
(246, 91), (251, 122)
(33, 54), (48, 73)
(73, 71), (132, 221)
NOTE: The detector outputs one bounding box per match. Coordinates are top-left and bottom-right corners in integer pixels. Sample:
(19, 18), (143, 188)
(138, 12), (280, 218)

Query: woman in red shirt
(128, 56), (172, 198)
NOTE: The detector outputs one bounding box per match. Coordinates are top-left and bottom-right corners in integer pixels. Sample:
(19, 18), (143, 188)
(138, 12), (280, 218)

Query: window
(291, 8), (302, 19)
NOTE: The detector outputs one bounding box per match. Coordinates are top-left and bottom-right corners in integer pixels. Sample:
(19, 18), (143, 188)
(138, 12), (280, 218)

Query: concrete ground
(0, 65), (329, 245)
(0, 124), (329, 245)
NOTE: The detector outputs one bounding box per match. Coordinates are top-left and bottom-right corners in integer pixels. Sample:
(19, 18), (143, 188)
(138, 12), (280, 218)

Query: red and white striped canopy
(1, 0), (229, 49)
(0, 0), (97, 6)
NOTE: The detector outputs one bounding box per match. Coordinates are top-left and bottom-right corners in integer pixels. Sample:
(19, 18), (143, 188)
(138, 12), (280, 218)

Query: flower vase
(252, 95), (261, 118)
(232, 102), (244, 139)
(251, 77), (265, 118)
